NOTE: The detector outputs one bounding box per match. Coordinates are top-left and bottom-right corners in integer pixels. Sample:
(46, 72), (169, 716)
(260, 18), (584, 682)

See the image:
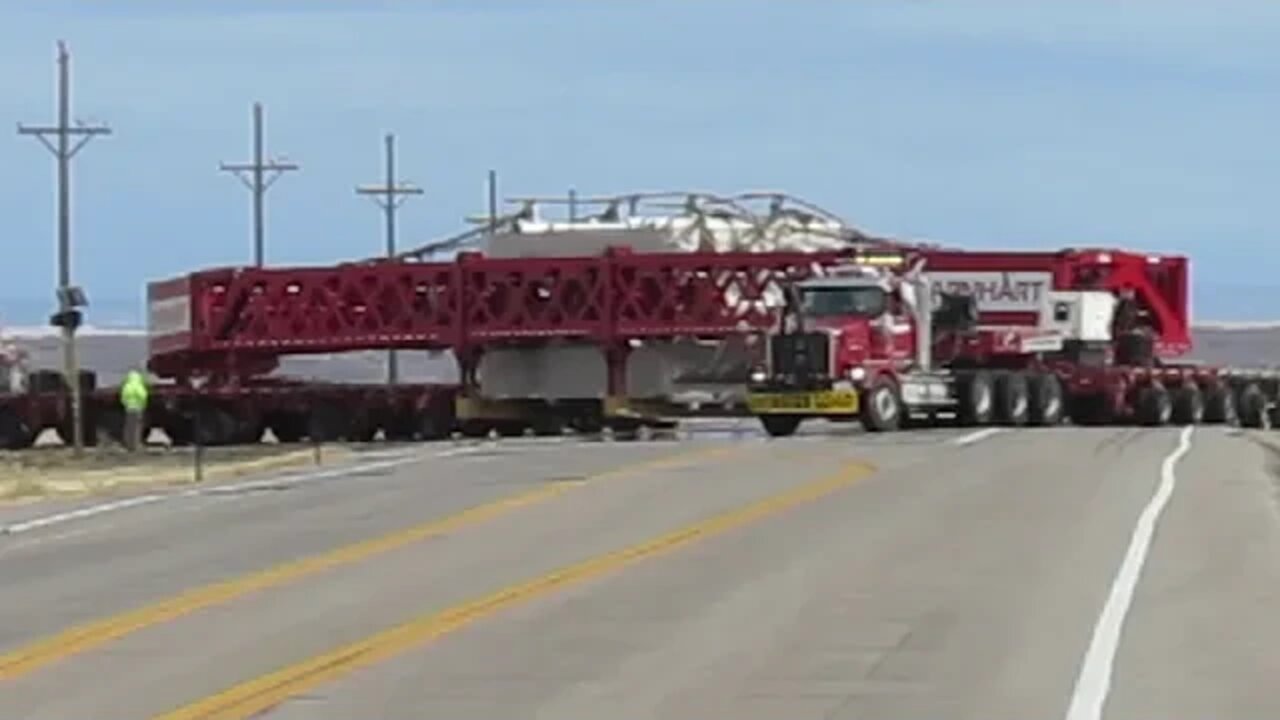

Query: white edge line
(0, 433), (750, 536)
(1064, 424), (1195, 720)
(952, 427), (1005, 446)
(0, 451), (429, 536)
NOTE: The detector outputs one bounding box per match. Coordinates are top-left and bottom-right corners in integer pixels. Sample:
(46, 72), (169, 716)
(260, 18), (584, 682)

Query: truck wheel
(163, 417), (194, 447)
(760, 415), (801, 438)
(995, 372), (1030, 426)
(957, 371), (995, 426)
(1135, 382), (1173, 426)
(417, 409), (452, 441)
(307, 404), (349, 443)
(0, 407), (36, 450)
(861, 378), (902, 432)
(194, 406), (238, 446)
(1028, 373), (1064, 426)
(1202, 381), (1237, 424)
(1171, 383), (1205, 425)
(1237, 383), (1268, 429)
(532, 417), (565, 437)
(269, 413), (307, 444)
(97, 406), (126, 445)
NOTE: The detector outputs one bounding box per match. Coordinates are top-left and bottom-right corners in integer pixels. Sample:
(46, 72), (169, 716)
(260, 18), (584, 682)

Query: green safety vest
(120, 372), (149, 412)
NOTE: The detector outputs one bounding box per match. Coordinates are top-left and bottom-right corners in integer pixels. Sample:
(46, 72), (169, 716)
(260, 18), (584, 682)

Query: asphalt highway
(1, 422), (1278, 719)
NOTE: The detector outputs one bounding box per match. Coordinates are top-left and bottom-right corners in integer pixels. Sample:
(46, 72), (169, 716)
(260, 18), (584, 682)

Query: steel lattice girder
(148, 249), (847, 378)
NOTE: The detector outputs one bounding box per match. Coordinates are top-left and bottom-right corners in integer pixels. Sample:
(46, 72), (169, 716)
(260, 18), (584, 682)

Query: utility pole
(220, 102), (297, 267)
(487, 169), (498, 236)
(18, 40), (110, 457)
(355, 133), (422, 385)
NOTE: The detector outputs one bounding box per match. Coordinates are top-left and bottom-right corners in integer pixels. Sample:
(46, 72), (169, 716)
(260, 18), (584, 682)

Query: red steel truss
(147, 245), (1192, 382)
(147, 248), (842, 380)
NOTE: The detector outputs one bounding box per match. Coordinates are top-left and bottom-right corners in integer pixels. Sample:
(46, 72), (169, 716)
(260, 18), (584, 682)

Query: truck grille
(770, 331), (830, 379)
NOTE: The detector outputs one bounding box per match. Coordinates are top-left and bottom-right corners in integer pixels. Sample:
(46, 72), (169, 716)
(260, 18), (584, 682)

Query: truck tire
(861, 378), (903, 432)
(194, 406), (238, 446)
(1028, 372), (1064, 426)
(1171, 383), (1204, 425)
(269, 413), (307, 443)
(1237, 383), (1268, 429)
(307, 403), (349, 443)
(1202, 381), (1237, 424)
(1135, 382), (1173, 426)
(994, 372), (1030, 426)
(417, 409), (452, 441)
(0, 407), (36, 450)
(957, 371), (995, 426)
(760, 415), (801, 438)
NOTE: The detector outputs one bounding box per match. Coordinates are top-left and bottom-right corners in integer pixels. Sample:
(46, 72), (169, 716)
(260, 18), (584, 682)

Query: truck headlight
(847, 367), (866, 382)
(750, 368), (767, 383)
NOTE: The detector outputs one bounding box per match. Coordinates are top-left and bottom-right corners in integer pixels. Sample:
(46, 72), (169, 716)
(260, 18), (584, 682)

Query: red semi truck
(745, 247), (1274, 435)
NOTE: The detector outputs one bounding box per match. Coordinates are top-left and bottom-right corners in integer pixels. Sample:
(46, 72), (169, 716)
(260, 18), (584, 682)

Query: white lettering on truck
(925, 271), (1052, 313)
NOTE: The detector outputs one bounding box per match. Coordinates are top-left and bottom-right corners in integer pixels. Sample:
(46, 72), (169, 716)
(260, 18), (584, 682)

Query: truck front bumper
(745, 387), (861, 416)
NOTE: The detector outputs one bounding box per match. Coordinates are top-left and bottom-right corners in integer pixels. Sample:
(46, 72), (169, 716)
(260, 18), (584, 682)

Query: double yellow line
(0, 444), (741, 680)
(154, 459), (876, 720)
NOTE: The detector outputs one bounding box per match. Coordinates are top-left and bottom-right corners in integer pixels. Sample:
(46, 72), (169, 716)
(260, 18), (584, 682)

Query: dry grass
(0, 443), (350, 504)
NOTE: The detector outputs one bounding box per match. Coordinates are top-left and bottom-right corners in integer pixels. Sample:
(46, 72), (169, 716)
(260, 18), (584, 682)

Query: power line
(355, 133), (422, 385)
(220, 102), (298, 267)
(17, 40), (111, 456)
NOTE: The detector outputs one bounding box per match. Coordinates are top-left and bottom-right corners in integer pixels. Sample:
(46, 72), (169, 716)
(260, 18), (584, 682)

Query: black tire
(532, 416), (565, 437)
(416, 409), (452, 441)
(861, 377), (903, 432)
(306, 403), (348, 443)
(957, 371), (995, 426)
(1237, 383), (1268, 429)
(459, 420), (493, 438)
(163, 416), (194, 447)
(1028, 372), (1065, 426)
(1202, 381), (1237, 425)
(0, 407), (36, 450)
(1170, 383), (1204, 425)
(234, 417), (265, 445)
(994, 372), (1030, 427)
(760, 415), (801, 438)
(495, 422), (526, 438)
(97, 405), (127, 445)
(1135, 382), (1173, 426)
(269, 413), (307, 443)
(194, 406), (238, 446)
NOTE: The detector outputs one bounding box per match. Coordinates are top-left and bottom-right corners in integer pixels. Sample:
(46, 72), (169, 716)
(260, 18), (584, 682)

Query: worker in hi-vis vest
(119, 369), (149, 451)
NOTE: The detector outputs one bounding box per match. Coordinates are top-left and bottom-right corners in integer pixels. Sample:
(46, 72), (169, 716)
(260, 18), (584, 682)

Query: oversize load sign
(925, 271), (1052, 312)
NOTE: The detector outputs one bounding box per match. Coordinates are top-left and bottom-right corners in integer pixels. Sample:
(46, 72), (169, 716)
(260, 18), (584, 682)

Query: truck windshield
(798, 285), (887, 318)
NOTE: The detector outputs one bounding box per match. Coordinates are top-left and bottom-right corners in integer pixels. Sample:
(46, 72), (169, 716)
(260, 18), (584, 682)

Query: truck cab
(746, 268), (926, 435)
(745, 260), (1077, 437)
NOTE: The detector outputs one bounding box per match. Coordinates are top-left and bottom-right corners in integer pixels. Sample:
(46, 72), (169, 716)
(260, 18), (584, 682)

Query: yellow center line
(0, 443), (750, 681)
(151, 459), (876, 720)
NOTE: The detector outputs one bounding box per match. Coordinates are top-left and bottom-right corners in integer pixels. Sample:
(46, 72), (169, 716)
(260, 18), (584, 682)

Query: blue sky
(2, 0), (1278, 325)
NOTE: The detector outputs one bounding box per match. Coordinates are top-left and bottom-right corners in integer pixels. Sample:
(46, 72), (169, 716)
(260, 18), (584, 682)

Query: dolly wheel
(1237, 383), (1268, 429)
(1135, 383), (1173, 426)
(1202, 381), (1236, 425)
(1171, 383), (1205, 425)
